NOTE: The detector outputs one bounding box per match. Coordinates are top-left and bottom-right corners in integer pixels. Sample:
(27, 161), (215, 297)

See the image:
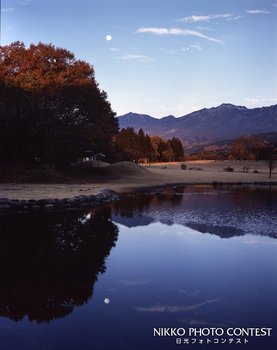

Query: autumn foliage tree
(228, 136), (266, 161)
(114, 127), (184, 163)
(167, 137), (184, 161)
(114, 127), (155, 162)
(0, 42), (118, 166)
(150, 136), (184, 162)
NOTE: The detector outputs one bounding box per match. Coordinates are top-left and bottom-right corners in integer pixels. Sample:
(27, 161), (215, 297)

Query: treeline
(0, 42), (118, 167)
(4, 42), (274, 169)
(114, 127), (184, 163)
(187, 135), (277, 161)
(228, 135), (276, 161)
(0, 42), (185, 169)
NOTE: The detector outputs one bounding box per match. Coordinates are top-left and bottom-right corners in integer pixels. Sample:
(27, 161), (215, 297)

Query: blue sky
(1, 0), (277, 117)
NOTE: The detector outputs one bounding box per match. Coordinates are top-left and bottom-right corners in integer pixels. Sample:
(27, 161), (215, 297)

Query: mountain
(118, 104), (277, 149)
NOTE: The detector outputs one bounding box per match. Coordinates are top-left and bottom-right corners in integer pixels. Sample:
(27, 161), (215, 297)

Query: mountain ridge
(118, 104), (277, 148)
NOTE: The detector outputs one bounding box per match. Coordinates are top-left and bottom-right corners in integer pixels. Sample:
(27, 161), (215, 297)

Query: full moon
(105, 35), (112, 41)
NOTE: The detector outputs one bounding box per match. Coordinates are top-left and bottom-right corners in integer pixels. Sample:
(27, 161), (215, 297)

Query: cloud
(244, 98), (261, 104)
(136, 27), (223, 44)
(17, 0), (31, 5)
(157, 104), (171, 112)
(135, 299), (219, 313)
(179, 15), (212, 23)
(178, 14), (234, 23)
(245, 9), (271, 14)
(120, 54), (154, 62)
(2, 1), (30, 12)
(179, 289), (200, 296)
(244, 97), (277, 105)
(227, 16), (243, 21)
(274, 4), (277, 9)
(181, 43), (203, 52)
(1, 7), (15, 12)
(110, 47), (120, 52)
(160, 48), (177, 55)
(196, 26), (215, 32)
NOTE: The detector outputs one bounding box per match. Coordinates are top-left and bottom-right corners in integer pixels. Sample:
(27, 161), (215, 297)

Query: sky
(1, 0), (277, 117)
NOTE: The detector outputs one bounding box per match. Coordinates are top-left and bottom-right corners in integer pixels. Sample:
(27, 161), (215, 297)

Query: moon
(105, 35), (112, 41)
(104, 298), (110, 304)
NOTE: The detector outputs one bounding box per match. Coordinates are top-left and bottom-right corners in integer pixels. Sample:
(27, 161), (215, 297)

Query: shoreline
(0, 180), (276, 215)
(0, 181), (277, 201)
(0, 161), (276, 208)
(0, 180), (276, 201)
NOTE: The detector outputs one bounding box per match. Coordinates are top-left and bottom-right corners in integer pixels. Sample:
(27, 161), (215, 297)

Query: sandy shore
(0, 160), (275, 200)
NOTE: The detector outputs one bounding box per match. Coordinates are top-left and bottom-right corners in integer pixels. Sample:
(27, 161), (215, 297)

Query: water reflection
(0, 208), (118, 323)
(112, 189), (182, 227)
(0, 186), (276, 350)
(185, 222), (244, 238)
(112, 186), (277, 238)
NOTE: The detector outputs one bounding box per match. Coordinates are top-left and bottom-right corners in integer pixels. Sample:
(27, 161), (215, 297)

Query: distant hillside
(189, 131), (277, 155)
(118, 104), (277, 149)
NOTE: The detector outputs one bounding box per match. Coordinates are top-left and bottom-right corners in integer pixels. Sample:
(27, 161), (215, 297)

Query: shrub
(181, 163), (187, 170)
(224, 167), (234, 172)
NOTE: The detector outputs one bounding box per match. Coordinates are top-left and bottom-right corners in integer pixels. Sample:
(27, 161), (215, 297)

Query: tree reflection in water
(112, 189), (183, 221)
(0, 207), (118, 323)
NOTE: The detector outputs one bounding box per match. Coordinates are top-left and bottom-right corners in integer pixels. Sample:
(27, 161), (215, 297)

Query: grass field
(0, 160), (275, 200)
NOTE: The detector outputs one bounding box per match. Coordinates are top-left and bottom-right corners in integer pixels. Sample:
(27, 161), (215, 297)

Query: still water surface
(0, 186), (276, 349)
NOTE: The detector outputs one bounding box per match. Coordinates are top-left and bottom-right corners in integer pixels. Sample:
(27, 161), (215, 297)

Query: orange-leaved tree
(0, 41), (118, 166)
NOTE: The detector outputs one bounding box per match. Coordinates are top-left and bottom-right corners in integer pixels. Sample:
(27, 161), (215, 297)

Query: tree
(114, 128), (183, 163)
(114, 127), (155, 162)
(114, 127), (138, 161)
(0, 41), (118, 166)
(229, 136), (265, 161)
(168, 137), (184, 161)
(144, 134), (155, 162)
(0, 209), (118, 323)
(150, 135), (184, 162)
(268, 156), (275, 179)
(263, 147), (277, 179)
(160, 141), (173, 162)
(137, 128), (155, 162)
(150, 136), (164, 162)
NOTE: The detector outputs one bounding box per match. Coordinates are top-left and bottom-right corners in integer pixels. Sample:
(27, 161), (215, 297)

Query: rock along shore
(0, 189), (119, 214)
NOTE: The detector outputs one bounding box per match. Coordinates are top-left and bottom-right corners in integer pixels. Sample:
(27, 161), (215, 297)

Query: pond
(0, 185), (276, 350)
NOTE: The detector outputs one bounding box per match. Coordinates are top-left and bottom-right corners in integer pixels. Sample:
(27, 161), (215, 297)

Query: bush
(180, 163), (187, 170)
(242, 166), (250, 173)
(224, 167), (234, 172)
